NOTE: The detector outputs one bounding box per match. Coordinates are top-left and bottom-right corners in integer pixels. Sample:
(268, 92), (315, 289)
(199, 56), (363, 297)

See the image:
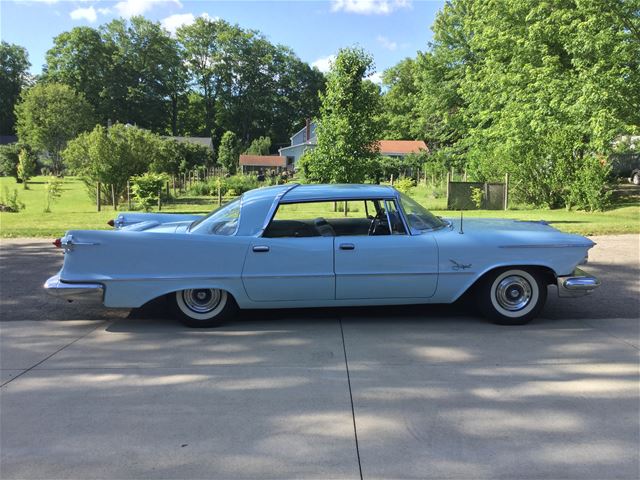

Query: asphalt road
(0, 235), (638, 479)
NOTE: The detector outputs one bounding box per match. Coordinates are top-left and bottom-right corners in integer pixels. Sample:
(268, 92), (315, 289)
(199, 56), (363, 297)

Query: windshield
(399, 193), (446, 231)
(189, 199), (241, 235)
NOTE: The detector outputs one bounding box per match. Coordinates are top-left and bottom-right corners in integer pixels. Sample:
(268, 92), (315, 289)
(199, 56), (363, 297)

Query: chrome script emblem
(450, 259), (472, 271)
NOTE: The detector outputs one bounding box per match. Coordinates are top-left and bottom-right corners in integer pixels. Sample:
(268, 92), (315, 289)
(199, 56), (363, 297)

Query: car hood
(442, 217), (595, 247)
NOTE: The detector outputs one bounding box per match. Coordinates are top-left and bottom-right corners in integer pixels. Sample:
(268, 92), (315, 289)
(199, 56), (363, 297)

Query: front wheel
(171, 288), (237, 328)
(477, 268), (547, 325)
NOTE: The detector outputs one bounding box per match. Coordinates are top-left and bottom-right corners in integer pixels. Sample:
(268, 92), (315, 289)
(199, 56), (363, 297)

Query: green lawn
(0, 176), (638, 237)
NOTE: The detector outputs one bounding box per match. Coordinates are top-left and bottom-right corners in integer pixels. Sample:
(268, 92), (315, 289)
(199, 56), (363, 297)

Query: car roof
(281, 184), (397, 203)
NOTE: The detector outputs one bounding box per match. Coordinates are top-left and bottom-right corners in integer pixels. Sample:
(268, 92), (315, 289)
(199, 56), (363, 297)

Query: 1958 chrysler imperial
(45, 184), (600, 327)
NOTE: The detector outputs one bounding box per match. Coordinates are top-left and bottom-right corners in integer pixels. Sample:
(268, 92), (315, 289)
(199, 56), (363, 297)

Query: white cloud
(114, 0), (182, 18)
(331, 0), (411, 15)
(70, 6), (97, 22)
(311, 55), (336, 73)
(377, 35), (397, 51)
(97, 8), (112, 15)
(368, 72), (383, 84)
(161, 12), (216, 35)
(162, 13), (195, 34)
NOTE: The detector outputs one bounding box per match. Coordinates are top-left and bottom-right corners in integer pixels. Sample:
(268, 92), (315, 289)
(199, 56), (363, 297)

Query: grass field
(0, 176), (638, 237)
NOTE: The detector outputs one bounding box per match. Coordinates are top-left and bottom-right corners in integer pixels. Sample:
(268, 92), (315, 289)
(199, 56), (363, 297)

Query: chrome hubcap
(182, 289), (222, 313)
(495, 276), (532, 311)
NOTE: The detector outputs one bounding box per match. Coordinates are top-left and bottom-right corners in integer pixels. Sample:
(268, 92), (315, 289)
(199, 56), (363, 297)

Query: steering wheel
(368, 211), (386, 236)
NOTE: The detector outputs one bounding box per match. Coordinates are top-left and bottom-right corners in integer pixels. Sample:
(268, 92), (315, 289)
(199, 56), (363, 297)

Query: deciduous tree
(0, 42), (30, 135)
(15, 83), (94, 175)
(218, 131), (239, 174)
(63, 124), (159, 207)
(305, 47), (382, 183)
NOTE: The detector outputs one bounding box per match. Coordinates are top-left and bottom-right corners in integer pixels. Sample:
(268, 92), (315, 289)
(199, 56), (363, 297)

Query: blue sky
(0, 0), (444, 79)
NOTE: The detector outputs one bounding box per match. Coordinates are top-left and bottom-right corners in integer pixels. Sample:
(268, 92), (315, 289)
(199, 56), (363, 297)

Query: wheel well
(471, 265), (557, 292)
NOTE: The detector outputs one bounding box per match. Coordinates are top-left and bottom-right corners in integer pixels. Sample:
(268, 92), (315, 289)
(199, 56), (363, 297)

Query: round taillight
(53, 238), (62, 248)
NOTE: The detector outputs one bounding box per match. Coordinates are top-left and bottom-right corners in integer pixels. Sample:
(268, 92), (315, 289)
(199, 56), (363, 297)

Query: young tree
(306, 47), (382, 183)
(15, 83), (95, 175)
(0, 42), (31, 136)
(63, 124), (159, 208)
(16, 148), (36, 188)
(218, 131), (239, 174)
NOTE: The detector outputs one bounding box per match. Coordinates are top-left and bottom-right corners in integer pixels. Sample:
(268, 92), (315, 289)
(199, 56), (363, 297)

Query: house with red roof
(239, 154), (289, 173)
(278, 120), (428, 167)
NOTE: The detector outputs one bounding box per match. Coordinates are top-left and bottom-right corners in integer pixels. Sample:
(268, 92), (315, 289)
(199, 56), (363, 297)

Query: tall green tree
(102, 17), (186, 132)
(380, 58), (421, 140)
(305, 47), (382, 183)
(0, 42), (31, 135)
(218, 131), (240, 174)
(44, 27), (114, 123)
(45, 19), (186, 134)
(177, 17), (230, 138)
(15, 83), (95, 175)
(382, 0), (639, 209)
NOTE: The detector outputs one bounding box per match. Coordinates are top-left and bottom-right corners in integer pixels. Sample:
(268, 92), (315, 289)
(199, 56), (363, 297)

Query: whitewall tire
(477, 268), (547, 325)
(171, 288), (237, 328)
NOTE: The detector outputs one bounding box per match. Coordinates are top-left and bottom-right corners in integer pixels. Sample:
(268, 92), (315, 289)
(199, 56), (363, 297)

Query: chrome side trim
(61, 234), (100, 252)
(500, 243), (595, 249)
(557, 268), (601, 298)
(44, 275), (104, 303)
(257, 183), (300, 237)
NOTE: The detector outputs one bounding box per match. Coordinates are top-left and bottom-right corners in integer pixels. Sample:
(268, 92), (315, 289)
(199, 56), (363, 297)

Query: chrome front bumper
(44, 275), (104, 303)
(557, 268), (601, 297)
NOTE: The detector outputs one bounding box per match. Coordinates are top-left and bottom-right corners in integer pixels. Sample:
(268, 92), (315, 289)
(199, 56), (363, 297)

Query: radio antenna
(459, 211), (464, 234)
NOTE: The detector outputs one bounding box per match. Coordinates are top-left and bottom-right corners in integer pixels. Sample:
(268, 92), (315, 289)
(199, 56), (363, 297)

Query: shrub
(564, 155), (613, 212)
(470, 186), (484, 209)
(130, 173), (168, 212)
(0, 188), (25, 212)
(393, 177), (416, 194)
(223, 174), (260, 196)
(188, 181), (212, 196)
(0, 144), (20, 180)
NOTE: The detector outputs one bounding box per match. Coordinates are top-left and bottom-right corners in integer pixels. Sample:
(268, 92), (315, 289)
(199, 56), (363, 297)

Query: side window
(263, 200), (396, 238)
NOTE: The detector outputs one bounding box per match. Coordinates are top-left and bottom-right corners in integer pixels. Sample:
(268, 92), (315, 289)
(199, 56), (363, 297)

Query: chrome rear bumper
(44, 275), (104, 303)
(557, 268), (601, 297)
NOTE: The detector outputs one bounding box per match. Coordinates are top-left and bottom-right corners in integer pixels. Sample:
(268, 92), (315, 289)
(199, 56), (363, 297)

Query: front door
(242, 237), (335, 301)
(334, 234), (438, 299)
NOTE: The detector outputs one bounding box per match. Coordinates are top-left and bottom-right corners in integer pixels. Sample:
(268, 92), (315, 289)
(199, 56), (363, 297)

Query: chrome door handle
(252, 245), (270, 252)
(339, 243), (355, 250)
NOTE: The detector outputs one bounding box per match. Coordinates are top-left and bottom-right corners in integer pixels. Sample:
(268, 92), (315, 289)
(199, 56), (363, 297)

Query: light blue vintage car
(45, 184), (600, 327)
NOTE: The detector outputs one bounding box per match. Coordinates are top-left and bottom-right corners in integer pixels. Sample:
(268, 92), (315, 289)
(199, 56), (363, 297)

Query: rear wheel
(171, 288), (237, 328)
(477, 268), (547, 325)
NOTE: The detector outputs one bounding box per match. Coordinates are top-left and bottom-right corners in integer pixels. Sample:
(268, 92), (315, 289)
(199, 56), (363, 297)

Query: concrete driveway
(1, 235), (638, 479)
